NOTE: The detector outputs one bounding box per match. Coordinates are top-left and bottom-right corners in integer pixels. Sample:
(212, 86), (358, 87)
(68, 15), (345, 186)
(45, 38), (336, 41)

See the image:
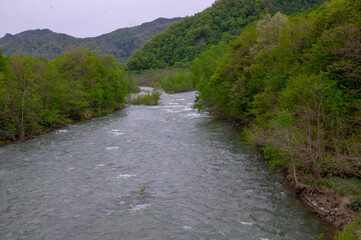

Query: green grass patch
(321, 176), (361, 197)
(130, 90), (160, 106)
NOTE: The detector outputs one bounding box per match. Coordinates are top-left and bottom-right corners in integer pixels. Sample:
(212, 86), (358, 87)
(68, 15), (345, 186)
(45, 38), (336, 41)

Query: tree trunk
(19, 88), (25, 142)
(19, 123), (25, 142)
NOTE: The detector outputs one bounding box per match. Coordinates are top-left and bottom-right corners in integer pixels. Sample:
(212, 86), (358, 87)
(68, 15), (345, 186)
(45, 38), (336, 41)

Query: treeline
(0, 48), (138, 144)
(126, 0), (326, 71)
(194, 0), (361, 182)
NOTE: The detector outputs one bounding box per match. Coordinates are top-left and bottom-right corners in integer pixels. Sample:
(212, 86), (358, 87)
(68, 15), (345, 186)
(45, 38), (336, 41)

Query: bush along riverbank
(192, 0), (361, 236)
(0, 47), (139, 146)
(128, 88), (161, 106)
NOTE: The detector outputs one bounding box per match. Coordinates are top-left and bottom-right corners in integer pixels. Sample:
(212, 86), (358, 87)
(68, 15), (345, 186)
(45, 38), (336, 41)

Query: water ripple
(0, 91), (334, 240)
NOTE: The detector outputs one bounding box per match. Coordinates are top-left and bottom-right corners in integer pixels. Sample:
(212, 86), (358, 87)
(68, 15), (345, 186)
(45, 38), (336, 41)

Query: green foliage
(126, 0), (327, 71)
(154, 70), (195, 93)
(322, 177), (361, 196)
(138, 186), (147, 202)
(347, 198), (361, 211)
(195, 0), (361, 183)
(0, 48), (135, 143)
(334, 216), (361, 240)
(0, 18), (180, 62)
(191, 42), (228, 90)
(125, 74), (141, 93)
(263, 145), (290, 171)
(130, 89), (160, 106)
(139, 186), (146, 197)
(314, 233), (324, 240)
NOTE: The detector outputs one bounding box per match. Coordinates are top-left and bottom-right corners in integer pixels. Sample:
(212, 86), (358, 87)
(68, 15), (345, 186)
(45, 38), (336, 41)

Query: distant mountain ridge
(0, 17), (181, 62)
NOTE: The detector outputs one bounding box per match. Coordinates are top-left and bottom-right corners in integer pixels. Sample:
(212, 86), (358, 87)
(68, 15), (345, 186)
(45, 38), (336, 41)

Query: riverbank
(133, 84), (361, 234)
(228, 119), (361, 236)
(0, 88), (163, 147)
(296, 186), (356, 229)
(0, 106), (125, 147)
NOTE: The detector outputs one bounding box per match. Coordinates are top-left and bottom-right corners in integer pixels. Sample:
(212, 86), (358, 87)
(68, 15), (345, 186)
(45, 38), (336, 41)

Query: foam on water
(106, 146), (119, 150)
(241, 221), (253, 226)
(116, 174), (136, 179)
(186, 113), (201, 118)
(95, 164), (105, 169)
(56, 129), (68, 134)
(183, 226), (192, 231)
(109, 129), (124, 136)
(162, 105), (193, 114)
(130, 204), (150, 212)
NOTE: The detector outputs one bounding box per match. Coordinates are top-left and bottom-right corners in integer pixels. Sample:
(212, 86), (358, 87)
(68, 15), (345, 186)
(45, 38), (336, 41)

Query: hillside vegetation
(193, 0), (361, 230)
(126, 0), (326, 71)
(0, 18), (180, 62)
(195, 0), (361, 181)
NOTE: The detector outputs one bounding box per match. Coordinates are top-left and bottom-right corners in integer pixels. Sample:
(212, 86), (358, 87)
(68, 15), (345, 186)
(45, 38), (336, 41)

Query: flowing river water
(0, 90), (334, 239)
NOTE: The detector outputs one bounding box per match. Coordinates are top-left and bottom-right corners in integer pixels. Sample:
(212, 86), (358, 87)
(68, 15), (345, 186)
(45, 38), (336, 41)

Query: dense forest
(0, 48), (138, 144)
(126, 0), (326, 71)
(194, 0), (361, 182)
(0, 18), (180, 62)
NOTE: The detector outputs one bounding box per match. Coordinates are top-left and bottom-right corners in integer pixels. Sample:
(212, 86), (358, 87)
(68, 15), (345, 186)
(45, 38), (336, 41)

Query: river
(0, 90), (333, 239)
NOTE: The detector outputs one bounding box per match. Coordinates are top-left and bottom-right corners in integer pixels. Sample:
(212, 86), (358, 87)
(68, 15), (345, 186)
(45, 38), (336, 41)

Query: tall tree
(9, 53), (36, 141)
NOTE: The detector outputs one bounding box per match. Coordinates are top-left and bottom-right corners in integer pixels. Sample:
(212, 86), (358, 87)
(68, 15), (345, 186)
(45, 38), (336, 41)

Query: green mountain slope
(195, 0), (361, 195)
(191, 0), (361, 234)
(0, 18), (181, 62)
(126, 0), (327, 71)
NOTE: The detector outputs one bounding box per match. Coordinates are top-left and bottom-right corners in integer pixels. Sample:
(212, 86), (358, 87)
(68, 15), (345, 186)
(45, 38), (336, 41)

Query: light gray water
(0, 90), (333, 239)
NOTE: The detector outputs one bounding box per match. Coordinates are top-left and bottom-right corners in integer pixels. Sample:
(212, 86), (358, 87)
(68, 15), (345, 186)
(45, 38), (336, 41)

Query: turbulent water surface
(0, 90), (333, 239)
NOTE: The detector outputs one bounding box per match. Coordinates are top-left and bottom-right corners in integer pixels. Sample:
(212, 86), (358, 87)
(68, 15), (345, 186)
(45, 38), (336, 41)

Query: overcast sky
(1, 0), (215, 38)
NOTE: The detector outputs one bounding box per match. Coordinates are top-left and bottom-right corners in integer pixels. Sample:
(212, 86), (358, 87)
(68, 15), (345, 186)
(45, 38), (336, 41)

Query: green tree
(8, 53), (37, 141)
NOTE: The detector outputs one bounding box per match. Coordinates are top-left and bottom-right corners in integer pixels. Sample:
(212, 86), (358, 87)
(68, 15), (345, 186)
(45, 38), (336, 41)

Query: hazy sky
(1, 0), (215, 38)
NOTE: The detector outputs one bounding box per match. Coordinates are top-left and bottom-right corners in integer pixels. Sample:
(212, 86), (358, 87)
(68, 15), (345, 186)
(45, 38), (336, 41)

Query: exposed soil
(284, 172), (358, 231)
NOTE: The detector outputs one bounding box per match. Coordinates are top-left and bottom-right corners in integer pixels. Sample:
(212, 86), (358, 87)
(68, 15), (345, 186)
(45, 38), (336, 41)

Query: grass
(129, 90), (160, 106)
(321, 176), (361, 197)
(334, 214), (361, 240)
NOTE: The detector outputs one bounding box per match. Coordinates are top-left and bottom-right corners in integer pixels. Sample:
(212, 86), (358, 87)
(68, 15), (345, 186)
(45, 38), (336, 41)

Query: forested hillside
(0, 18), (180, 62)
(0, 48), (138, 144)
(193, 0), (361, 233)
(195, 0), (361, 180)
(126, 0), (326, 71)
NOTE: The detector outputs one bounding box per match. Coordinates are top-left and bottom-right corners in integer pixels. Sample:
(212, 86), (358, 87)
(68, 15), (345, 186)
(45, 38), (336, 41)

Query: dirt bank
(284, 173), (358, 231)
